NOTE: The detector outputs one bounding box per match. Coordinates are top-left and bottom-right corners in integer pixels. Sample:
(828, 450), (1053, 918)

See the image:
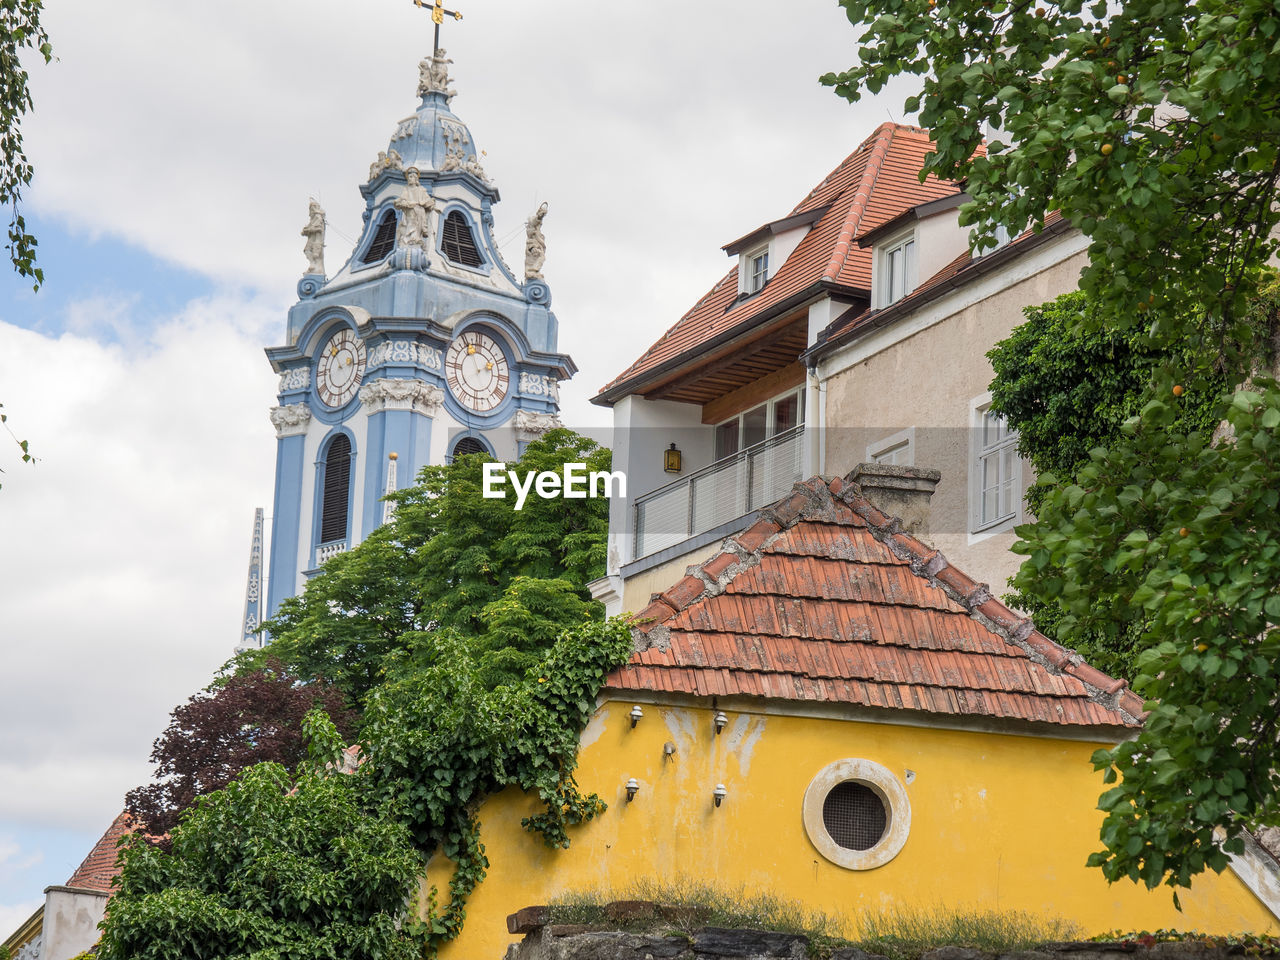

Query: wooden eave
(592, 281), (867, 407)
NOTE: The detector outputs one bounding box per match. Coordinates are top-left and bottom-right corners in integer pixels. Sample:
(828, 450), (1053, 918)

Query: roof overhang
(592, 280), (866, 407)
(856, 192), (968, 249)
(721, 205), (833, 256)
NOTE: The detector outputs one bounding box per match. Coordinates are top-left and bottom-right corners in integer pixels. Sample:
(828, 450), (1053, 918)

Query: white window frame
(968, 392), (1022, 540)
(739, 244), (770, 296)
(866, 426), (915, 466)
(713, 387), (805, 462)
(873, 229), (918, 309)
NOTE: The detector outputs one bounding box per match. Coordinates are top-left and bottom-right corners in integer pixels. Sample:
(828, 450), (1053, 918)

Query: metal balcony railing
(633, 425), (805, 560)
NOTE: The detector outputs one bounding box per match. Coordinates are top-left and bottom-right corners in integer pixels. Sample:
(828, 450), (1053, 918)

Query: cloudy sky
(0, 0), (920, 931)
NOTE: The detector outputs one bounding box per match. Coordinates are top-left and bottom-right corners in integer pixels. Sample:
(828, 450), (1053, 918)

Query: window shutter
(441, 211), (484, 267)
(320, 434), (352, 542)
(361, 210), (398, 264)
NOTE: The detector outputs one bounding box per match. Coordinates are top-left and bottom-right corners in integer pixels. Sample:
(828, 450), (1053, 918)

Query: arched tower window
(441, 211), (484, 267)
(320, 434), (352, 542)
(361, 210), (398, 264)
(452, 436), (488, 460)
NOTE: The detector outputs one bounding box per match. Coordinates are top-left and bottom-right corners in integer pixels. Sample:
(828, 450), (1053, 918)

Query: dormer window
(748, 249), (769, 293)
(361, 209), (398, 264)
(876, 232), (917, 308)
(441, 210), (484, 267)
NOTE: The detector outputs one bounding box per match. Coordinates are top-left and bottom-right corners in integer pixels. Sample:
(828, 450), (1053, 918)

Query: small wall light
(713, 784), (727, 808)
(626, 777), (640, 802)
(713, 711), (728, 735)
(663, 443), (683, 474)
(629, 705), (644, 728)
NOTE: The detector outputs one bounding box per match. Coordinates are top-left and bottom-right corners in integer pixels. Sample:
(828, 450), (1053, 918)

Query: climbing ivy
(361, 618), (634, 948)
(100, 619), (633, 957)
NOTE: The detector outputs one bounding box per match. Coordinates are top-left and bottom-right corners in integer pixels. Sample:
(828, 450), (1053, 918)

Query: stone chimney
(847, 462), (942, 540)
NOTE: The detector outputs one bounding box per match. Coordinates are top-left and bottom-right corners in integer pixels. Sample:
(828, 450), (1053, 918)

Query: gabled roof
(609, 472), (1143, 730)
(809, 210), (1071, 359)
(594, 123), (961, 405)
(65, 810), (133, 893)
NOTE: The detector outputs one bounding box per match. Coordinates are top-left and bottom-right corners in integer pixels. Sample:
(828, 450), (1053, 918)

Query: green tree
(822, 0), (1280, 343)
(821, 0), (1280, 892)
(0, 0), (51, 287)
(249, 428), (611, 703)
(986, 291), (1238, 678)
(1012, 383), (1280, 895)
(99, 755), (426, 960)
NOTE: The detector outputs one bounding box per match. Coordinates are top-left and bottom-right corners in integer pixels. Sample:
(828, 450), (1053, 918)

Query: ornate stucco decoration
(440, 120), (470, 172)
(367, 340), (444, 372)
(392, 116), (418, 141)
(359, 378), (446, 416)
(524, 202), (548, 280)
(269, 403), (312, 438)
(418, 49), (456, 101)
(301, 199), (325, 277)
(369, 148), (404, 182)
(278, 367), (310, 392)
(513, 409), (563, 442)
(518, 372), (560, 403)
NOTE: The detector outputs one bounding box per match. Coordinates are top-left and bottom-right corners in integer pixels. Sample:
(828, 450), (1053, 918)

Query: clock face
(316, 328), (366, 408)
(445, 330), (510, 412)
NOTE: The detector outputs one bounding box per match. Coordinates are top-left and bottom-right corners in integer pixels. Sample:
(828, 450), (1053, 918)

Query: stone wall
(505, 905), (1276, 960)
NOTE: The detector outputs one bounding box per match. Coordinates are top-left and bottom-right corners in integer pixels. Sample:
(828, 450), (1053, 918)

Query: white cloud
(21, 0), (915, 429)
(0, 294), (278, 833)
(0, 899), (42, 938)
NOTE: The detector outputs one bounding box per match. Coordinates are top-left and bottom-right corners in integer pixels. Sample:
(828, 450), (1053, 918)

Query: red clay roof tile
(66, 811), (133, 894)
(611, 475), (1141, 730)
(595, 124), (960, 402)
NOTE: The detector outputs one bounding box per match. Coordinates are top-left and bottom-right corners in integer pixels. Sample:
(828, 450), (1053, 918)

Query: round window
(802, 758), (910, 870)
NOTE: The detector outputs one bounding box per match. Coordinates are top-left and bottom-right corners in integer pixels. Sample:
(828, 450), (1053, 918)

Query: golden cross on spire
(413, 0), (463, 55)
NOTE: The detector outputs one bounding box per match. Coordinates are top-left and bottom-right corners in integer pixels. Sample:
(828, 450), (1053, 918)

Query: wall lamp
(713, 784), (727, 808)
(713, 711), (728, 735)
(626, 778), (640, 802)
(663, 443), (683, 474)
(629, 705), (644, 728)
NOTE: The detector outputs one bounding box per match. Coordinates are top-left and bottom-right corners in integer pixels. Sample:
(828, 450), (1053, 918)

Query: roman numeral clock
(253, 31), (576, 643)
(445, 330), (509, 413)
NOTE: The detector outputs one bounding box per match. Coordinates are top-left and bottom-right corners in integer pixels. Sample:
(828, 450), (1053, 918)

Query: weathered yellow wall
(426, 700), (1277, 960)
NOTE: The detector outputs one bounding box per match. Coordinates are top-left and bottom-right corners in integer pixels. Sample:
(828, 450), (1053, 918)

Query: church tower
(258, 46), (574, 623)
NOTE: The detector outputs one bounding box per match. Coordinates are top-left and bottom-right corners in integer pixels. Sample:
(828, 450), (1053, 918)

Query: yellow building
(428, 468), (1280, 960)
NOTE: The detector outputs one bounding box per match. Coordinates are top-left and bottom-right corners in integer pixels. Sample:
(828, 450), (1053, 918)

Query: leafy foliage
(251, 428), (611, 702)
(821, 0), (1280, 346)
(124, 662), (357, 840)
(361, 618), (634, 945)
(986, 291), (1240, 677)
(0, 400), (33, 490)
(0, 0), (51, 288)
(1011, 380), (1280, 892)
(104, 429), (629, 955)
(100, 757), (425, 960)
(822, 0), (1280, 891)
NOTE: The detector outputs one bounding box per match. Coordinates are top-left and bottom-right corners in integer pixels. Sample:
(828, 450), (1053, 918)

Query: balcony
(633, 425), (805, 561)
(314, 539), (348, 567)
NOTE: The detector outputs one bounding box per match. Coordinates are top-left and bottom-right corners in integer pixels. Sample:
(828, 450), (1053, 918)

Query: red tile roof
(610, 473), (1143, 729)
(66, 810), (133, 893)
(595, 124), (961, 403)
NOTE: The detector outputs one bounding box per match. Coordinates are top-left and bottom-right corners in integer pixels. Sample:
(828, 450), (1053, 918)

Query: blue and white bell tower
(258, 47), (575, 623)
